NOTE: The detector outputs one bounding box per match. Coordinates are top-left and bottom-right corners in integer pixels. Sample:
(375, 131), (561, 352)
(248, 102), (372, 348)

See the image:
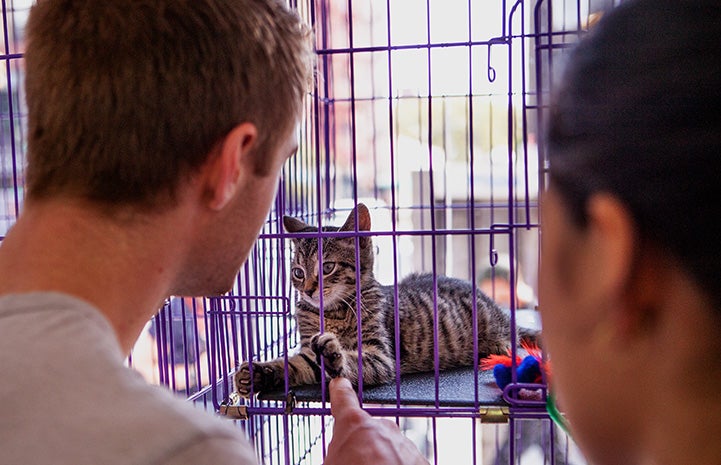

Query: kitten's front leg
(310, 332), (395, 386)
(234, 351), (323, 398)
(234, 360), (284, 398)
(310, 332), (347, 378)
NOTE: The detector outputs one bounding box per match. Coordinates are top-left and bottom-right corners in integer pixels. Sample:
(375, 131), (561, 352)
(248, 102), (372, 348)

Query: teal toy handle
(546, 391), (571, 436)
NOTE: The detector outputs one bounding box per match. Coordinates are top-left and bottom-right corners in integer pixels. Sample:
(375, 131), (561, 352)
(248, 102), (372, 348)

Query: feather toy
(480, 341), (547, 390)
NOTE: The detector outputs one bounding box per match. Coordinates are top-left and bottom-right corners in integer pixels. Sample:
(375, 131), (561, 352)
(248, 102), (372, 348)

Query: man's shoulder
(0, 291), (256, 464)
(0, 291), (123, 359)
(0, 291), (112, 331)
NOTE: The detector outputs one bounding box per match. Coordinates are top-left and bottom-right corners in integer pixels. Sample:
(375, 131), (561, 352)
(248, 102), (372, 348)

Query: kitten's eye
(322, 262), (336, 275)
(292, 267), (305, 280)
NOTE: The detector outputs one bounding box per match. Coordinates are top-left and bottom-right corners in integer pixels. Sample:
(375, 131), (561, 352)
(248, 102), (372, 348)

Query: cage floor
(259, 366), (505, 407)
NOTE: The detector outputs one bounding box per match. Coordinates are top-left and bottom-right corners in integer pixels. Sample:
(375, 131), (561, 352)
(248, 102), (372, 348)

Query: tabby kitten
(234, 204), (539, 397)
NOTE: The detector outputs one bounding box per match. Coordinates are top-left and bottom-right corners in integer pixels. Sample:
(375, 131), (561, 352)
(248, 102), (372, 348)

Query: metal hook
(489, 229), (498, 266)
(487, 44), (497, 82)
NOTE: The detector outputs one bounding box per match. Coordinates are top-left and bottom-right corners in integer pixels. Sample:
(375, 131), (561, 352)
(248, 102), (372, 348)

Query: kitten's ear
(340, 204), (372, 248)
(340, 203), (371, 232)
(283, 215), (309, 233)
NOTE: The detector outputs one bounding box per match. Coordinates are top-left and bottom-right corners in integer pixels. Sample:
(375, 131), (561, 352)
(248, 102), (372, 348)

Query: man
(0, 1), (427, 463)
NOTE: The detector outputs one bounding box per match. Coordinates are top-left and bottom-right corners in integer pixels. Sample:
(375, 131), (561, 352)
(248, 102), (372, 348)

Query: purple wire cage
(0, 0), (624, 464)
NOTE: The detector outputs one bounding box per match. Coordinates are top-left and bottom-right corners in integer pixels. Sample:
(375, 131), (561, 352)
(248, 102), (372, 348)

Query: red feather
(479, 350), (521, 371)
(479, 342), (551, 378)
(520, 341), (552, 379)
(521, 340), (543, 360)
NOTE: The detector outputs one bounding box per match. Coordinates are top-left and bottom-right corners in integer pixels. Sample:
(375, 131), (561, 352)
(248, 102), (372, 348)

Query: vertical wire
(312, 2), (331, 460)
(178, 298), (191, 396)
(190, 298), (203, 395)
(315, 0), (329, 410)
(471, 417), (479, 465)
(507, 0), (523, 386)
(200, 297), (212, 407)
(280, 298), (291, 465)
(322, 2), (335, 214)
(520, 0), (533, 229)
(208, 299), (219, 410)
(509, 417), (516, 465)
(506, 1), (517, 461)
(422, 0), (442, 411)
(534, 0), (552, 218)
(1, 0), (21, 224)
(344, 0), (366, 402)
(385, 0), (404, 418)
(153, 308), (166, 387)
(368, 1), (381, 202)
(466, 0), (481, 411)
(223, 299), (237, 401)
(431, 416), (439, 465)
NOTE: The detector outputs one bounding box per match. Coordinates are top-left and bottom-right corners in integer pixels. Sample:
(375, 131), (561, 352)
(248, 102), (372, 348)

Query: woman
(539, 0), (721, 464)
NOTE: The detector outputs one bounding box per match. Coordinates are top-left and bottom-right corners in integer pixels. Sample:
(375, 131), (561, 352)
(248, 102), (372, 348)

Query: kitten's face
(289, 234), (358, 308)
(284, 204), (373, 309)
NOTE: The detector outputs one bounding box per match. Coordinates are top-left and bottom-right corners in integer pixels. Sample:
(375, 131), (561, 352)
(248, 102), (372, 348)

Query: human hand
(325, 377), (429, 465)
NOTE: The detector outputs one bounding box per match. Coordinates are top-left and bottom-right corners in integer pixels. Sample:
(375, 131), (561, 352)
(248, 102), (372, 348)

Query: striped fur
(234, 204), (540, 397)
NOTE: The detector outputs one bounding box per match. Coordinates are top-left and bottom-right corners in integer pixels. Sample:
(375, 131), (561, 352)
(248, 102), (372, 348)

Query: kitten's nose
(304, 282), (317, 297)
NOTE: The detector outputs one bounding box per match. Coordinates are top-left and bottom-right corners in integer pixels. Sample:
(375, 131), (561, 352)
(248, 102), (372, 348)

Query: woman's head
(541, 0), (721, 462)
(546, 0), (721, 308)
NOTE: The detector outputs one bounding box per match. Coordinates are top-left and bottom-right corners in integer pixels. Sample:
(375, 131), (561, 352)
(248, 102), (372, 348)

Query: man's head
(23, 0), (313, 212)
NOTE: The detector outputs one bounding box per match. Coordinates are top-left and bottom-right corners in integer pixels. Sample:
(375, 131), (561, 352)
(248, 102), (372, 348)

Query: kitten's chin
(300, 294), (320, 308)
(300, 293), (336, 309)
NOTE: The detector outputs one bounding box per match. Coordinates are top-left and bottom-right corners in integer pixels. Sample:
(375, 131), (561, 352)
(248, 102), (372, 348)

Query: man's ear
(204, 123), (258, 211)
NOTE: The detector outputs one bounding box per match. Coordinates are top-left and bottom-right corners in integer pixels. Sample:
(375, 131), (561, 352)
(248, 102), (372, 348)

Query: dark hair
(546, 0), (721, 307)
(24, 0), (313, 210)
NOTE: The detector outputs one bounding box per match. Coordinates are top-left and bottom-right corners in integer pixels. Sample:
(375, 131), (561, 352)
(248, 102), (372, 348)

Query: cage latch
(284, 391), (297, 415)
(219, 392), (248, 420)
(219, 403), (248, 420)
(478, 406), (510, 423)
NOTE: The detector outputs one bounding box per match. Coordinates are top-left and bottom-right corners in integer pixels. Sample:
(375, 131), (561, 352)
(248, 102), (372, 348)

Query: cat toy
(481, 343), (571, 434)
(480, 341), (546, 391)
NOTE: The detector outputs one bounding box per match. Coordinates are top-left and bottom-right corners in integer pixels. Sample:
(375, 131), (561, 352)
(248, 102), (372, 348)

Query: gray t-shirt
(0, 292), (256, 465)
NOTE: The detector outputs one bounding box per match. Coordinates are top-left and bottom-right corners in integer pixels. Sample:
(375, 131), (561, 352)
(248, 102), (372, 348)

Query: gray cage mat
(258, 366), (506, 407)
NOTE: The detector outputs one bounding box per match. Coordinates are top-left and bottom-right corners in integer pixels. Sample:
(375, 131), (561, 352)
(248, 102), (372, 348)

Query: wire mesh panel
(0, 1), (625, 464)
(205, 1), (618, 464)
(0, 0), (29, 238)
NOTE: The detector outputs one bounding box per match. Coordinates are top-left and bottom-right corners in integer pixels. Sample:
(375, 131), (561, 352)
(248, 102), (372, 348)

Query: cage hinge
(219, 403), (249, 420)
(284, 391), (297, 415)
(219, 392), (248, 420)
(478, 406), (510, 423)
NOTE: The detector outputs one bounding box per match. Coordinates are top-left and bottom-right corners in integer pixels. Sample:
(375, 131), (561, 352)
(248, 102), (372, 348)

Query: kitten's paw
(234, 361), (283, 398)
(310, 333), (345, 378)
